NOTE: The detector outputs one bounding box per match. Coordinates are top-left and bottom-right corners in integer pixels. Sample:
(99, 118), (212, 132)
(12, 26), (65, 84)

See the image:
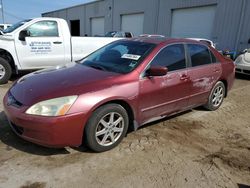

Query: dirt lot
(0, 75), (249, 188)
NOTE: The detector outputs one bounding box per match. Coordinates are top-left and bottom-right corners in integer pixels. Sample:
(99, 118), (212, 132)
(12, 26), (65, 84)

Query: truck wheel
(84, 104), (129, 152)
(0, 57), (12, 84)
(204, 81), (225, 111)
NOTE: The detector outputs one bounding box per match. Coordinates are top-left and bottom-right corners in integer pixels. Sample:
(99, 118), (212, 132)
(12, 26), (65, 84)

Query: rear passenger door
(139, 43), (191, 123)
(186, 44), (222, 107)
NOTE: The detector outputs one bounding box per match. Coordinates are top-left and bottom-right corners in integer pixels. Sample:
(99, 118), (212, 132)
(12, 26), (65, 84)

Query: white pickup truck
(0, 17), (120, 84)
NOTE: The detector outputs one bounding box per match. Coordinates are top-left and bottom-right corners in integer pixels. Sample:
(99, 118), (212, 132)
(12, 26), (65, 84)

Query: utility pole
(0, 0), (4, 24)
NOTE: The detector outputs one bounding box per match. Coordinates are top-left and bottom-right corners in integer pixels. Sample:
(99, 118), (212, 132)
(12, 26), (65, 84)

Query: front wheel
(204, 81), (225, 111)
(84, 104), (129, 152)
(0, 57), (12, 84)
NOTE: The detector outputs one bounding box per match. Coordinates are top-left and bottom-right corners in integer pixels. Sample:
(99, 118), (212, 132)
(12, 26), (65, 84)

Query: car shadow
(133, 110), (193, 132)
(235, 73), (250, 80)
(9, 71), (32, 83)
(238, 184), (250, 188)
(0, 111), (70, 156)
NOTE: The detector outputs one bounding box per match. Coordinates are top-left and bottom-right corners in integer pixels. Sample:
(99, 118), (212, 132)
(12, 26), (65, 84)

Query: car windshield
(81, 40), (155, 74)
(2, 19), (31, 34)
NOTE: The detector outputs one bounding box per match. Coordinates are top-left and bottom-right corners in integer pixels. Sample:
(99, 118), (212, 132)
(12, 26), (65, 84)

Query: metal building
(42, 0), (250, 52)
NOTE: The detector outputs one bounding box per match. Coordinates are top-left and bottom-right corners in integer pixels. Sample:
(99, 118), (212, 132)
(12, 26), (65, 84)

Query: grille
(243, 70), (250, 74)
(235, 68), (241, 72)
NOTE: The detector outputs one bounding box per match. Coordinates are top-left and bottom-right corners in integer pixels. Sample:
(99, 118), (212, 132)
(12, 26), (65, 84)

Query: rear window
(188, 44), (211, 67)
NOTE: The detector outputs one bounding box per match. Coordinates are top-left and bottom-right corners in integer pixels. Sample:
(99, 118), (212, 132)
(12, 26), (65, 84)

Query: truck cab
(0, 17), (120, 84)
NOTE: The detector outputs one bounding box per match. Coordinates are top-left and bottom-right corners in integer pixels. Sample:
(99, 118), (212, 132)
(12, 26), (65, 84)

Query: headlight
(234, 56), (242, 64)
(26, 96), (78, 116)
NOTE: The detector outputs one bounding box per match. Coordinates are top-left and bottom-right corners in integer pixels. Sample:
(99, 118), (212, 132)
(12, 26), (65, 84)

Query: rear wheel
(84, 104), (129, 152)
(0, 57), (12, 84)
(204, 81), (225, 111)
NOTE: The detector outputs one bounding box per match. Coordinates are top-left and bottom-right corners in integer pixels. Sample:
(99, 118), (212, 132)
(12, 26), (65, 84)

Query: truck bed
(71, 37), (121, 62)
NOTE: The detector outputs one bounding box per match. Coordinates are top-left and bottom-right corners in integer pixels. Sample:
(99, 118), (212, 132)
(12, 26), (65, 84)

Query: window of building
(150, 44), (186, 71)
(188, 44), (211, 67)
(27, 21), (59, 37)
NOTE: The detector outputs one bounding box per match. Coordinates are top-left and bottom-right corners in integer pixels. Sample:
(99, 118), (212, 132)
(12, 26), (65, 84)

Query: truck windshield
(2, 19), (31, 34)
(81, 40), (155, 74)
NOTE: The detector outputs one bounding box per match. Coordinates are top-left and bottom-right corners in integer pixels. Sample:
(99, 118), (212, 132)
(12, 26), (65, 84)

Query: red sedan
(3, 38), (235, 152)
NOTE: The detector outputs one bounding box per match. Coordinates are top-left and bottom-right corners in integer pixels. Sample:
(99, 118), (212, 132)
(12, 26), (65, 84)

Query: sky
(0, 0), (94, 24)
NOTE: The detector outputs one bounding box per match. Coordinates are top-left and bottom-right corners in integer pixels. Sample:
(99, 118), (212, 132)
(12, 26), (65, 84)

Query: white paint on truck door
(15, 20), (66, 69)
(91, 17), (105, 36)
(171, 6), (216, 39)
(121, 13), (144, 37)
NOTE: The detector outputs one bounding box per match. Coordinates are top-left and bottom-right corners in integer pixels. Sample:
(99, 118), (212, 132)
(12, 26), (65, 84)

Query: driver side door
(15, 20), (66, 69)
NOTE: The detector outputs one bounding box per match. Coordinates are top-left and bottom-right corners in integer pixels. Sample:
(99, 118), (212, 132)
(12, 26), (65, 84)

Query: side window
(188, 44), (211, 67)
(26, 21), (59, 37)
(125, 32), (132, 38)
(151, 44), (186, 71)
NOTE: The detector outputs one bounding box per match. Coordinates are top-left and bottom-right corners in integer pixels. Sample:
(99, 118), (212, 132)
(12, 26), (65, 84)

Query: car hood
(0, 34), (14, 41)
(10, 63), (120, 106)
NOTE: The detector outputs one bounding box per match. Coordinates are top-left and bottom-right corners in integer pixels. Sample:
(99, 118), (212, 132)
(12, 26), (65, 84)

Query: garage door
(91, 17), (104, 36)
(171, 6), (216, 39)
(121, 13), (144, 36)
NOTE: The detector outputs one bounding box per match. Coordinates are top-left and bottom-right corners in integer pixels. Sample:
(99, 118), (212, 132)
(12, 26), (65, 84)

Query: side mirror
(19, 30), (29, 41)
(146, 66), (168, 77)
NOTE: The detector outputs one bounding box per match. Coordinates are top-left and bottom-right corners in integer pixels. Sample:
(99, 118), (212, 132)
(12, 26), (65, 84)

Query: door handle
(213, 68), (220, 73)
(180, 74), (189, 81)
(53, 41), (62, 44)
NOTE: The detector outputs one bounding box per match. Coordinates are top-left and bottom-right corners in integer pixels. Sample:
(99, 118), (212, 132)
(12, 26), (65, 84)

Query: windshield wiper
(88, 64), (108, 71)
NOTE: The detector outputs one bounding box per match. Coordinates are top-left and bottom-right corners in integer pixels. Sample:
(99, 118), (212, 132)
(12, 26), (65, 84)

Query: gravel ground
(0, 75), (249, 188)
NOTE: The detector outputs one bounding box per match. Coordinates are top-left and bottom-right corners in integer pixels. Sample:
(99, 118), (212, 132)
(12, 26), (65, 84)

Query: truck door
(15, 20), (66, 69)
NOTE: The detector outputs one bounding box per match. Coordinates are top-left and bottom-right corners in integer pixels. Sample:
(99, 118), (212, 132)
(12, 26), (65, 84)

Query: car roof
(128, 37), (202, 45)
(188, 37), (211, 41)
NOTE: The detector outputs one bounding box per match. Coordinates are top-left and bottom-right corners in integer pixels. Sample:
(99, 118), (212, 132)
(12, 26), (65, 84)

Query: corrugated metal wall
(42, 0), (250, 52)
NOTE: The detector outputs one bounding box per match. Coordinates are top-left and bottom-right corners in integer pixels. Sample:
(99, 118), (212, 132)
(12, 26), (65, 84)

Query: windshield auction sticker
(122, 54), (141, 60)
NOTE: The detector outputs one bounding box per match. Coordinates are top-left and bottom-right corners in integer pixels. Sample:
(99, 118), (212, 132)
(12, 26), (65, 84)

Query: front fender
(0, 38), (21, 69)
(67, 81), (139, 123)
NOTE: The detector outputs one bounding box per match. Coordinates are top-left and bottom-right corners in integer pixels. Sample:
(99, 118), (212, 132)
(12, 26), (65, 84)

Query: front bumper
(235, 63), (250, 75)
(3, 94), (88, 148)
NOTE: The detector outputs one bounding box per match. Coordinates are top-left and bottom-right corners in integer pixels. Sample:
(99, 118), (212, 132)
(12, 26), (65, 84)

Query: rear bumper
(3, 94), (87, 148)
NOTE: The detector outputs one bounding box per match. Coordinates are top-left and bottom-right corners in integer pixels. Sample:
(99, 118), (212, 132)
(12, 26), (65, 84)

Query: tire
(0, 57), (12, 84)
(84, 104), (129, 152)
(204, 81), (225, 111)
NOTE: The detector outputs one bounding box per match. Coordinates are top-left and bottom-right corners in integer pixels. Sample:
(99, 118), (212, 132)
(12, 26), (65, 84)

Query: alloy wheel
(95, 112), (124, 146)
(0, 64), (6, 80)
(212, 86), (224, 107)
